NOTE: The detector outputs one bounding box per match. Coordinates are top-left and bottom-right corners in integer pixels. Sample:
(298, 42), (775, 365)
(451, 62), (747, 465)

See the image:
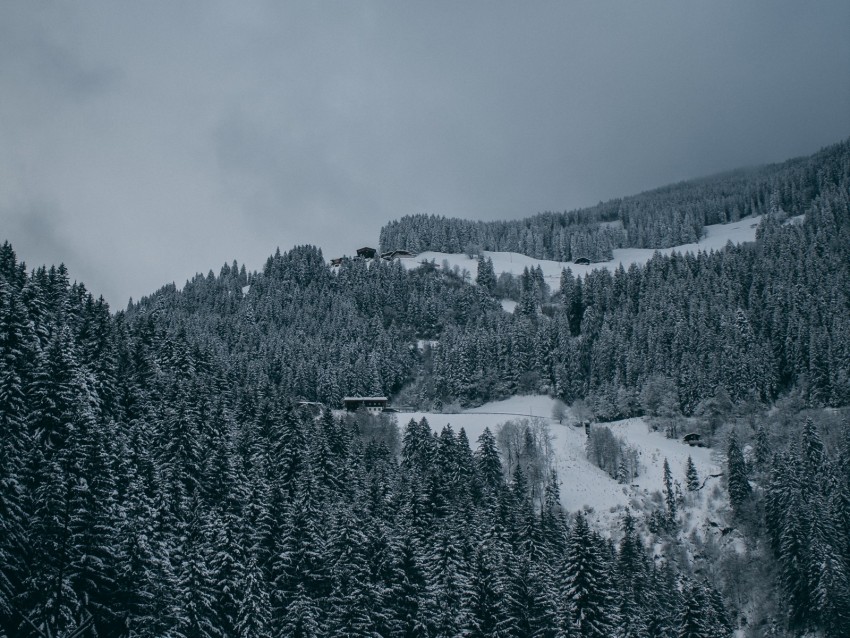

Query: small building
(683, 433), (704, 447)
(356, 247), (377, 259)
(381, 249), (417, 260)
(343, 396), (388, 414)
(573, 257), (591, 265)
(330, 258), (343, 267)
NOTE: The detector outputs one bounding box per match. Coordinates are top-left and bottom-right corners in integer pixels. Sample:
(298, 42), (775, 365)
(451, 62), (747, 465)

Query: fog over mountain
(1, 1), (848, 307)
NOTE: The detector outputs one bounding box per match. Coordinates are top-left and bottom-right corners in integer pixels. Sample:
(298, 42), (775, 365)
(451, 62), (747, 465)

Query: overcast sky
(1, 1), (848, 308)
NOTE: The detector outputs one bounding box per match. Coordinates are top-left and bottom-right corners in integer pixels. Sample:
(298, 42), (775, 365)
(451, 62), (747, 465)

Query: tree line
(426, 175), (850, 418)
(380, 139), (848, 262)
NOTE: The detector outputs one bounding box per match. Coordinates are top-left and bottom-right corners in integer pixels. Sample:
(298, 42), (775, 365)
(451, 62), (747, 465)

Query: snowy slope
(395, 395), (724, 533)
(400, 216), (762, 292)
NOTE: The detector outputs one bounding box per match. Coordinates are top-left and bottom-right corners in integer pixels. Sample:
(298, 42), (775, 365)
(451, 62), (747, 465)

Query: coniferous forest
(1, 140), (849, 636)
(379, 141), (845, 263)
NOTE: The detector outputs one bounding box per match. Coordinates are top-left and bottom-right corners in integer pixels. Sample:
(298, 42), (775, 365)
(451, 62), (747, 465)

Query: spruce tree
(476, 256), (497, 294)
(466, 544), (506, 638)
(726, 431), (751, 516)
(753, 424), (771, 471)
(562, 513), (617, 638)
(677, 580), (709, 638)
(685, 456), (700, 492)
(475, 428), (504, 497)
(424, 526), (470, 638)
(663, 458), (677, 527)
(0, 279), (30, 628)
(387, 529), (428, 638)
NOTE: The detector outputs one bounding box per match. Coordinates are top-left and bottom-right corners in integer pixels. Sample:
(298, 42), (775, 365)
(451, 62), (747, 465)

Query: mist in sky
(1, 1), (848, 308)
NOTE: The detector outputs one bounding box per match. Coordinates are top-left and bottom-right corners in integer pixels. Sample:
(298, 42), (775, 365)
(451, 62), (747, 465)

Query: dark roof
(381, 249), (417, 260)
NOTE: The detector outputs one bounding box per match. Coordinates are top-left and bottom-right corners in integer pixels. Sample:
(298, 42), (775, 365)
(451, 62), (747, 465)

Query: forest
(379, 141), (842, 263)
(1, 139), (849, 636)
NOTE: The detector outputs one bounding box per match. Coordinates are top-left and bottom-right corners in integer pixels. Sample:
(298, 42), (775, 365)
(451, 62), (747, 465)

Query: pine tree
(282, 583), (323, 638)
(813, 545), (850, 638)
(425, 526), (470, 638)
(726, 431), (751, 516)
(476, 256), (497, 294)
(705, 582), (733, 638)
(663, 458), (677, 527)
(541, 470), (567, 556)
(685, 456), (700, 492)
(801, 417), (824, 477)
(466, 543), (506, 638)
(0, 278), (31, 627)
(69, 414), (121, 634)
(677, 580), (709, 638)
(518, 268), (537, 317)
(113, 468), (159, 636)
(562, 513), (618, 638)
(753, 424), (771, 471)
(171, 506), (218, 638)
(386, 529), (428, 638)
(325, 507), (377, 637)
(617, 509), (650, 611)
(643, 561), (679, 637)
(207, 512), (242, 636)
(475, 427), (504, 498)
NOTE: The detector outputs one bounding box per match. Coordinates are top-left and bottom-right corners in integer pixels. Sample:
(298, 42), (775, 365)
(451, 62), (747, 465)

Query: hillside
(379, 140), (846, 262)
(401, 214), (765, 292)
(394, 395), (721, 524)
(1, 138), (849, 637)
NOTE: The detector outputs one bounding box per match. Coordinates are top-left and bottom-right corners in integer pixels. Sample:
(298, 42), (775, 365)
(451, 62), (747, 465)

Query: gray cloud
(1, 1), (848, 308)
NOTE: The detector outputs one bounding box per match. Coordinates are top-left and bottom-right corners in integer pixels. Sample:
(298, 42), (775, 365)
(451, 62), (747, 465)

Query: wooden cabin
(343, 396), (388, 414)
(573, 257), (591, 265)
(330, 258), (343, 267)
(356, 247), (377, 259)
(683, 433), (704, 447)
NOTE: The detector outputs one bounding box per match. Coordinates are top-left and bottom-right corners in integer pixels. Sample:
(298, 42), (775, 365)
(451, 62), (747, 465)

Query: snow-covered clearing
(400, 216), (762, 291)
(499, 299), (517, 313)
(394, 395), (724, 535)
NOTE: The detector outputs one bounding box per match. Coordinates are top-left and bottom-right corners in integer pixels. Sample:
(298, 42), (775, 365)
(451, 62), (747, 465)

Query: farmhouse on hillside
(343, 396), (388, 414)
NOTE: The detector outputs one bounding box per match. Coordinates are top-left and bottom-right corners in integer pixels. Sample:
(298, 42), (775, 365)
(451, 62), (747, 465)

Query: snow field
(400, 216), (762, 293)
(499, 299), (517, 313)
(394, 395), (724, 536)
